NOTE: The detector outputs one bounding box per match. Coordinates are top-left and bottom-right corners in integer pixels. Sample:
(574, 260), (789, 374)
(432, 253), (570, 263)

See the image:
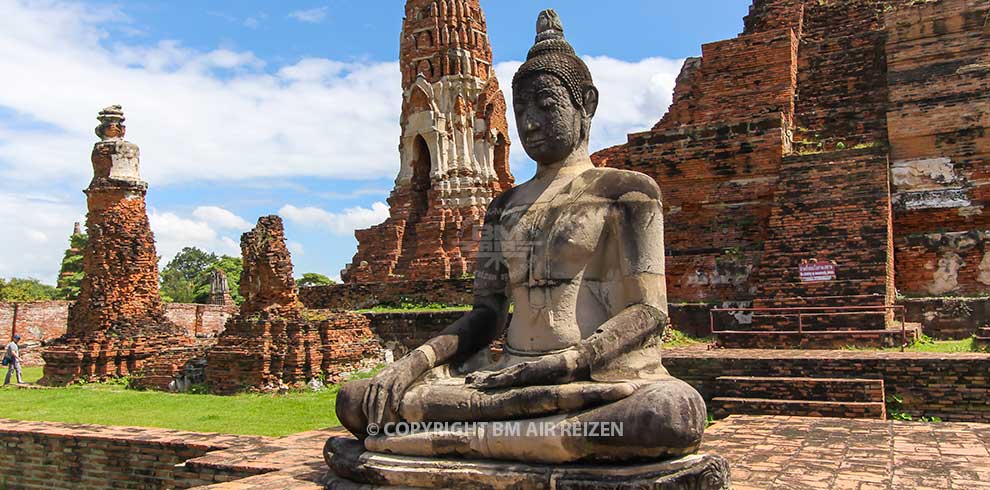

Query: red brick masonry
(665, 348), (990, 423)
(2, 416), (988, 489)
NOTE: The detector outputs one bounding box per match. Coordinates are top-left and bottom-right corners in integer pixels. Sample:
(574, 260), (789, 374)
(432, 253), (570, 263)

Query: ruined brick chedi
(343, 0), (513, 283)
(595, 0), (989, 315)
(206, 216), (381, 393)
(41, 106), (189, 385)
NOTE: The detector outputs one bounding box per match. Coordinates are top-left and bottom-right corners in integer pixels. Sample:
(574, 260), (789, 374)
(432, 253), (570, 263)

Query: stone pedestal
(323, 438), (730, 490)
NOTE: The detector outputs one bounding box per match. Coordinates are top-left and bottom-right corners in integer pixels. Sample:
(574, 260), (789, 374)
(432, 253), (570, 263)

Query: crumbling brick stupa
(40, 106), (190, 385)
(593, 0), (988, 345)
(342, 0), (514, 283)
(206, 216), (381, 394)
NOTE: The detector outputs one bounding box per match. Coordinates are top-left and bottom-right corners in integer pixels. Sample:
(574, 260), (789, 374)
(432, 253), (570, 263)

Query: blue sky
(0, 0), (749, 284)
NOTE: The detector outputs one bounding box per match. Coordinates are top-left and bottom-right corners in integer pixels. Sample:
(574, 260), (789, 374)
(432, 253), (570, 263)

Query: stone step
(715, 376), (884, 403)
(714, 325), (920, 349)
(975, 326), (990, 337)
(710, 397), (886, 420)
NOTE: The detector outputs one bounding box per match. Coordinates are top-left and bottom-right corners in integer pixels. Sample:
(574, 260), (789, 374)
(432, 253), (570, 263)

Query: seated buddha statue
(333, 9), (707, 466)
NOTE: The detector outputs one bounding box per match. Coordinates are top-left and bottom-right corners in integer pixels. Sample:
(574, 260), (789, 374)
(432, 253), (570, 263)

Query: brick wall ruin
(593, 0), (989, 320)
(0, 301), (233, 366)
(206, 216), (381, 394)
(886, 0), (990, 296)
(299, 278), (474, 310)
(0, 420), (271, 489)
(342, 0), (514, 283)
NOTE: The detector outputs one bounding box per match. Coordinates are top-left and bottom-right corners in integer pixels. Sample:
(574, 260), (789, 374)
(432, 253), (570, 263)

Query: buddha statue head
(512, 9), (599, 165)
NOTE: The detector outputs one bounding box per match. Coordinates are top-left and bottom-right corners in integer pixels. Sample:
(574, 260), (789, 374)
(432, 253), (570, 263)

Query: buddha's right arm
(416, 293), (509, 368)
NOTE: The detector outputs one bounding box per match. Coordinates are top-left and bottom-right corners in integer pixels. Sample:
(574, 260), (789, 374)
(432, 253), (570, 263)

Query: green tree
(297, 272), (336, 288)
(160, 247), (218, 303)
(0, 278), (58, 301)
(56, 231), (88, 300)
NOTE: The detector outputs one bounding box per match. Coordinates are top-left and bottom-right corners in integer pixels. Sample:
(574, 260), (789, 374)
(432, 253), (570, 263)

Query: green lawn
(0, 368), (343, 437)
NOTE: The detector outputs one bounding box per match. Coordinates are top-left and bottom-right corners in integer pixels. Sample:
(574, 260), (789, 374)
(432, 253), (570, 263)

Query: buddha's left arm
(574, 183), (667, 371)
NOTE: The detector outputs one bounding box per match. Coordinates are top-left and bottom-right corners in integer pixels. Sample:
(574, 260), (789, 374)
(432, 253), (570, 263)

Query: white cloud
(0, 1), (684, 284)
(0, 1), (681, 189)
(287, 240), (305, 257)
(0, 0), (401, 187)
(280, 202), (389, 236)
(0, 192), (84, 283)
(289, 6), (329, 23)
(192, 206), (253, 230)
(149, 209), (242, 266)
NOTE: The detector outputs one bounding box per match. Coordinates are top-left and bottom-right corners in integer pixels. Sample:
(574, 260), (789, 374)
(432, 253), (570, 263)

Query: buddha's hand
(363, 350), (432, 426)
(467, 349), (587, 389)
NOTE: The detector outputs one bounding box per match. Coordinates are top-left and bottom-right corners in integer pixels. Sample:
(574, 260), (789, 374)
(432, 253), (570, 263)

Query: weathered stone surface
(343, 0), (514, 283)
(324, 438), (730, 490)
(206, 216), (382, 394)
(40, 106), (189, 386)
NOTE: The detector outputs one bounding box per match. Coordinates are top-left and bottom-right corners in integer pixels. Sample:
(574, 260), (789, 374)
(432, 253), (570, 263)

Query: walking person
(3, 334), (23, 385)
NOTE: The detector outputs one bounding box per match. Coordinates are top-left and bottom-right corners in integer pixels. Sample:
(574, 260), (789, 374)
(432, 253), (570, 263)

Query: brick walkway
(703, 416), (990, 489)
(195, 416), (990, 489)
(2, 416), (988, 488)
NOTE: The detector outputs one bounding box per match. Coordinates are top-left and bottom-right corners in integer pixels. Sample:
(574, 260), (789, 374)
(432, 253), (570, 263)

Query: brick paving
(191, 416), (990, 489)
(703, 416), (990, 490)
(2, 416), (988, 488)
(188, 429), (347, 489)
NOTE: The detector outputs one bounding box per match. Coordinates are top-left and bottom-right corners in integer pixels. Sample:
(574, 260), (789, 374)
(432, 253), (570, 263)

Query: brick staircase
(711, 376), (886, 420)
(975, 326), (990, 350)
(714, 322), (921, 350)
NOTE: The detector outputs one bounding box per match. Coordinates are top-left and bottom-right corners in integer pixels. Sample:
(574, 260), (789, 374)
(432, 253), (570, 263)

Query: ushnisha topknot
(512, 9), (595, 110)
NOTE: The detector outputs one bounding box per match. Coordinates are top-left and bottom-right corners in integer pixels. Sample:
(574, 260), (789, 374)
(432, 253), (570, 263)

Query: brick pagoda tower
(342, 0), (513, 283)
(41, 106), (188, 384)
(594, 0), (988, 346)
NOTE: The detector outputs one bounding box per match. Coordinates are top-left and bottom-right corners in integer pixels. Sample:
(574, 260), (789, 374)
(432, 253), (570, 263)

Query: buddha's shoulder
(486, 185), (522, 216)
(581, 168), (661, 201)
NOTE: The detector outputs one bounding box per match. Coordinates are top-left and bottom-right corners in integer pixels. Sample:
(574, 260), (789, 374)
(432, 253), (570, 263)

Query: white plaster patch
(927, 251), (964, 295)
(895, 190), (970, 210)
(109, 140), (142, 182)
(720, 301), (753, 325)
(891, 157), (961, 190)
(891, 157), (972, 210)
(958, 206), (984, 217)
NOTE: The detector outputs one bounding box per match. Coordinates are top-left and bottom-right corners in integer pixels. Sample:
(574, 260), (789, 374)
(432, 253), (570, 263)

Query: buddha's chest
(500, 199), (610, 285)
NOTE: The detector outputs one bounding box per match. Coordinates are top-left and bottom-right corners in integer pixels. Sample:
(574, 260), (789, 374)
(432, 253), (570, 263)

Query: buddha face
(513, 73), (588, 165)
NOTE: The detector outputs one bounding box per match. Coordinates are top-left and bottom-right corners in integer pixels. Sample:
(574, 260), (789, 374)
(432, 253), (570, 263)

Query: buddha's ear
(582, 86), (599, 118)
